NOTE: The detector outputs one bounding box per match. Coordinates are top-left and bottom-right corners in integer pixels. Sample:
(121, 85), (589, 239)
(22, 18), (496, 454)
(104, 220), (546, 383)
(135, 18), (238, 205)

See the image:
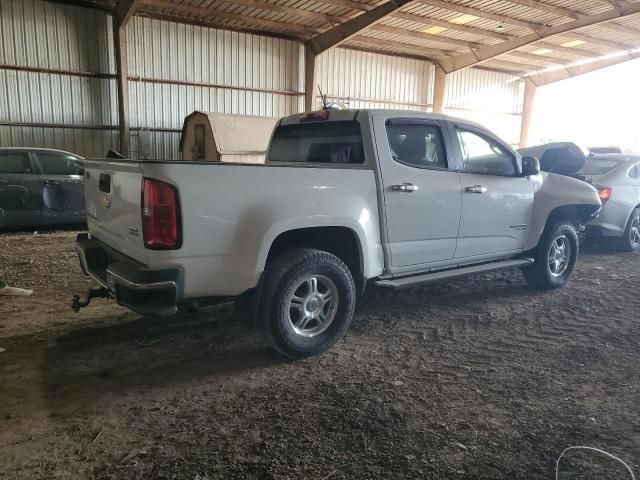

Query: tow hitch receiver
(71, 287), (111, 313)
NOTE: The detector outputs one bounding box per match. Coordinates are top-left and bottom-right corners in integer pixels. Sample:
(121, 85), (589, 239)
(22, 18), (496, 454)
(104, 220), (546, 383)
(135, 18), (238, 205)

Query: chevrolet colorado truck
(73, 109), (601, 358)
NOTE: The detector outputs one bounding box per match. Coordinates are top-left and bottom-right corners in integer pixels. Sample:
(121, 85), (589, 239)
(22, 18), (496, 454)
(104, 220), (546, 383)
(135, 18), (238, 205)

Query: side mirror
(522, 156), (540, 176)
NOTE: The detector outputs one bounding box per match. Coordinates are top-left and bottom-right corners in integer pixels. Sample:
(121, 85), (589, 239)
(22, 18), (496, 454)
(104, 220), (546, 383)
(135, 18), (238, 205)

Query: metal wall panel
(315, 48), (434, 111)
(0, 69), (117, 125)
(0, 125), (118, 158)
(444, 68), (523, 115)
(444, 68), (525, 146)
(126, 17), (304, 159)
(0, 0), (117, 157)
(443, 108), (523, 146)
(0, 0), (115, 74)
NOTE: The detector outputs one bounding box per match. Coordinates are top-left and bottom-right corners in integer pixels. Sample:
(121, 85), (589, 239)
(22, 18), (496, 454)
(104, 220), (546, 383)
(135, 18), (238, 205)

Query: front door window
(457, 129), (516, 177)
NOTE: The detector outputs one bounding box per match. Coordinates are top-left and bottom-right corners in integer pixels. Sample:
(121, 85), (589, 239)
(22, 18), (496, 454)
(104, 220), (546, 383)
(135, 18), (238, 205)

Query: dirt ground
(0, 230), (639, 480)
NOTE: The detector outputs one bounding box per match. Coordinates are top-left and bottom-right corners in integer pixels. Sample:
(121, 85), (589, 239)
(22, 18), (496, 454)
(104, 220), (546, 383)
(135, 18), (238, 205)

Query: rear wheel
(621, 208), (640, 252)
(258, 248), (356, 359)
(521, 221), (578, 290)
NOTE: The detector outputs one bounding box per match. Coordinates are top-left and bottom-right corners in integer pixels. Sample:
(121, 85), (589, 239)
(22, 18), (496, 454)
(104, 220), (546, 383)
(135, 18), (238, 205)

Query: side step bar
(375, 258), (534, 289)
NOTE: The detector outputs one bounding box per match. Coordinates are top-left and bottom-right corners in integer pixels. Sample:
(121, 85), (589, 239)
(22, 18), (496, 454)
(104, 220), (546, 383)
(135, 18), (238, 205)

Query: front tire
(521, 221), (579, 290)
(258, 248), (356, 359)
(621, 208), (640, 252)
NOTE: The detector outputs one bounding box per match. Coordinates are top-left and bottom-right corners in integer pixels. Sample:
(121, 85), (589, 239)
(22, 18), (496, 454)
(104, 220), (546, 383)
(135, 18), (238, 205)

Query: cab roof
(279, 109), (487, 131)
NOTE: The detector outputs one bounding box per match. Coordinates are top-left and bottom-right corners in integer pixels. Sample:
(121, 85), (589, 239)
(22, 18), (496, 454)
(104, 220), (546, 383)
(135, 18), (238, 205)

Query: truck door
(373, 115), (462, 272)
(449, 124), (535, 259)
(0, 150), (42, 226)
(33, 151), (85, 221)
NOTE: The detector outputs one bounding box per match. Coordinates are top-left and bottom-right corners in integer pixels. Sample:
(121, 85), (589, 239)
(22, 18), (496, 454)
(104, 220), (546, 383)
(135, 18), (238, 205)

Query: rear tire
(521, 221), (578, 290)
(620, 208), (640, 252)
(258, 248), (356, 359)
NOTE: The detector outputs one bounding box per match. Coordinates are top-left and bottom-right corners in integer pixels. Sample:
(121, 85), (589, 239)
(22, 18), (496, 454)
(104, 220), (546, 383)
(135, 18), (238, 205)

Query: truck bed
(83, 160), (383, 298)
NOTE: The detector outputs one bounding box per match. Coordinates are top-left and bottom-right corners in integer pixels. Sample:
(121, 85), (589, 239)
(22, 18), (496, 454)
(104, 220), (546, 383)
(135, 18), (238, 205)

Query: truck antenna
(317, 84), (328, 110)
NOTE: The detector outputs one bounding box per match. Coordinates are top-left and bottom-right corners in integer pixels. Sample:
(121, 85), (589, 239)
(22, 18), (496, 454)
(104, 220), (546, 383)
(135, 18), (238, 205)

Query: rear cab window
(268, 120), (365, 165)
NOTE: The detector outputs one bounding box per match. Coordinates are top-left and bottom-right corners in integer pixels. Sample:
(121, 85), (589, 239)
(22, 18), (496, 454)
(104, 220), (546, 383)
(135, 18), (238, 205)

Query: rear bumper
(585, 224), (623, 237)
(76, 233), (182, 316)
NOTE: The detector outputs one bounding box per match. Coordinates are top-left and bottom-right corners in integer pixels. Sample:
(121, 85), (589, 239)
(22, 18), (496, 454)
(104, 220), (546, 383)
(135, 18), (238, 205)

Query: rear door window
(35, 153), (84, 176)
(0, 152), (33, 174)
(268, 121), (364, 164)
(386, 122), (447, 169)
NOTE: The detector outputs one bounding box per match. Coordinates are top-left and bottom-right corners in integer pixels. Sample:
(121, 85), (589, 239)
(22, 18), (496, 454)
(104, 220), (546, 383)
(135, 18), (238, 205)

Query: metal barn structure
(2, 0), (640, 159)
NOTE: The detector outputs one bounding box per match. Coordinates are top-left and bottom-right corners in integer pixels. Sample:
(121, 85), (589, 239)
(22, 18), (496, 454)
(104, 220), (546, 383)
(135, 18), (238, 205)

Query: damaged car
(0, 148), (85, 230)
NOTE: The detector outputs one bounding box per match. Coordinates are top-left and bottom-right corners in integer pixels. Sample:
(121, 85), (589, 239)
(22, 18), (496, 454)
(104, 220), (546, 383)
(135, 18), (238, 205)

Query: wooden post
(112, 0), (141, 157)
(432, 64), (447, 113)
(114, 24), (130, 156)
(304, 45), (316, 112)
(519, 79), (537, 148)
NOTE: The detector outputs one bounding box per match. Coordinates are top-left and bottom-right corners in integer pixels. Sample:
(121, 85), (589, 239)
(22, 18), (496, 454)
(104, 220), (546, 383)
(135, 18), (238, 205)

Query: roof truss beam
(307, 0), (412, 54)
(114, 0), (141, 26)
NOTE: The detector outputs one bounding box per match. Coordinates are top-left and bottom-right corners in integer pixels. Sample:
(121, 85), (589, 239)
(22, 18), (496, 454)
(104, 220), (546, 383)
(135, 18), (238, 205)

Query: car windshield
(581, 157), (625, 175)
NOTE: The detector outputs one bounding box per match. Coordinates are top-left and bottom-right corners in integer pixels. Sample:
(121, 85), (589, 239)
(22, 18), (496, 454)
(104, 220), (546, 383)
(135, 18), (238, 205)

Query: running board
(375, 258), (534, 289)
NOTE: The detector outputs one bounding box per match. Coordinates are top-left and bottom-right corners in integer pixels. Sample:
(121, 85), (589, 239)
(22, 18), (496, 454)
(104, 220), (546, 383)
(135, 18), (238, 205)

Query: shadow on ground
(41, 305), (285, 415)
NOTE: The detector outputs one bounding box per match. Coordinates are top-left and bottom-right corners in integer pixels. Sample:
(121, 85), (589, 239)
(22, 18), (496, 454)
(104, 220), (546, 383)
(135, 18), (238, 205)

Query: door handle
(392, 183), (419, 193)
(43, 180), (59, 186)
(465, 185), (487, 194)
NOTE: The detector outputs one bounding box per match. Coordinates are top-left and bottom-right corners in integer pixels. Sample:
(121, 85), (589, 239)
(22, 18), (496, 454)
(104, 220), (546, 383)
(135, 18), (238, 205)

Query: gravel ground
(0, 230), (639, 480)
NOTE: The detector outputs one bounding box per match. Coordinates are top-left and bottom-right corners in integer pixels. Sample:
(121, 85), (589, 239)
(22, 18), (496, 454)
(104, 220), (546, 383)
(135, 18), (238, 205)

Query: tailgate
(84, 160), (148, 264)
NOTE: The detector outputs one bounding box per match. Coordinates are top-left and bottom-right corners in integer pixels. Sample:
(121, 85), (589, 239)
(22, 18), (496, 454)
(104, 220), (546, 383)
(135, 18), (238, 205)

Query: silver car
(0, 147), (85, 230)
(583, 154), (640, 251)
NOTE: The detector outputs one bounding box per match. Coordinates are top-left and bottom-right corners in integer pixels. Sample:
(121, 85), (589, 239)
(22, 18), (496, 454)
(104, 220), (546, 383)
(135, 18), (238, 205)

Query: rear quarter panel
(141, 163), (383, 297)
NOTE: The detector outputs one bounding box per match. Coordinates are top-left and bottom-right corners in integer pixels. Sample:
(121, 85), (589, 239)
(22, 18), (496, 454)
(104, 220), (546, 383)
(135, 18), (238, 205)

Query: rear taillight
(142, 178), (181, 249)
(596, 186), (613, 205)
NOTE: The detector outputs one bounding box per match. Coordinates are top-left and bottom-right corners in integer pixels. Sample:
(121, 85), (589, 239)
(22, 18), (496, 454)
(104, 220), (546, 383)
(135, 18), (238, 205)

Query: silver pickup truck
(74, 109), (601, 358)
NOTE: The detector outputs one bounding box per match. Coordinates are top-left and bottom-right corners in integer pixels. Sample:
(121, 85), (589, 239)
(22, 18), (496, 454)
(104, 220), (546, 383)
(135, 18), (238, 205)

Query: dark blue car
(0, 148), (85, 230)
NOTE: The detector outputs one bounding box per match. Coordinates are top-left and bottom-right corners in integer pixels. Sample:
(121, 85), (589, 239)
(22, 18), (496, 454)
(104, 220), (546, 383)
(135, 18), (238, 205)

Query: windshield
(581, 157), (625, 175)
(268, 120), (365, 164)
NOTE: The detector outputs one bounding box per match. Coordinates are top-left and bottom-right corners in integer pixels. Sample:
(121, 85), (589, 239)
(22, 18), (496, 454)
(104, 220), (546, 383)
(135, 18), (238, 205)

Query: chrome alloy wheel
(548, 235), (571, 277)
(287, 275), (339, 337)
(630, 216), (640, 247)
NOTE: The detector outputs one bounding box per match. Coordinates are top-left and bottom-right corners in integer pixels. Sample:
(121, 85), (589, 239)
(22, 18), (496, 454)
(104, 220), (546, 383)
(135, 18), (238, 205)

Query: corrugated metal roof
(51, 0), (640, 77)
